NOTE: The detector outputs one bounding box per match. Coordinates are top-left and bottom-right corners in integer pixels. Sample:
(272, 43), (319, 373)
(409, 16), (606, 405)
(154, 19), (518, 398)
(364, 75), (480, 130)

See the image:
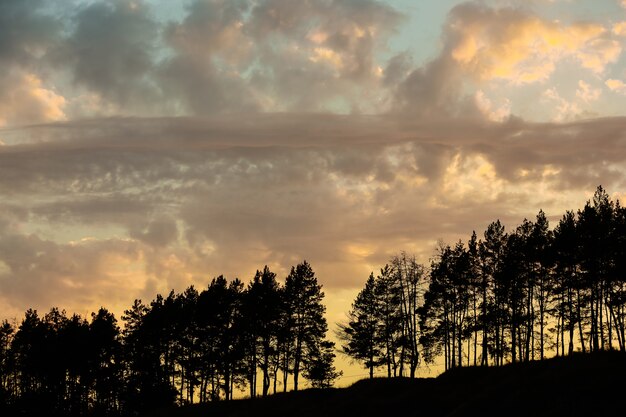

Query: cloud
(391, 2), (623, 118)
(613, 21), (626, 36)
(0, 0), (60, 67)
(542, 87), (581, 121)
(2, 0), (621, 123)
(0, 229), (147, 318)
(158, 0), (258, 114)
(393, 51), (464, 117)
(606, 78), (626, 94)
(130, 216), (179, 248)
(0, 70), (66, 126)
(1, 0), (405, 119)
(2, 0), (626, 331)
(446, 3), (621, 83)
(247, 0), (402, 82)
(1, 114), (626, 309)
(474, 90), (512, 122)
(576, 80), (601, 102)
(158, 0), (404, 114)
(57, 0), (161, 112)
(245, 0), (405, 112)
(0, 0), (66, 126)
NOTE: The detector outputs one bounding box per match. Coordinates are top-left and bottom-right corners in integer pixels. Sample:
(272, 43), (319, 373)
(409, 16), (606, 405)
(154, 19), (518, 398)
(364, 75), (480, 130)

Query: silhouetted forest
(340, 186), (626, 377)
(3, 186), (626, 416)
(0, 261), (341, 416)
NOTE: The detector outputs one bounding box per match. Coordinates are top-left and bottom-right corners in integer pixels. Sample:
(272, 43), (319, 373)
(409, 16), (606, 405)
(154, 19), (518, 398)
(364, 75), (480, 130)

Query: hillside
(146, 351), (626, 417)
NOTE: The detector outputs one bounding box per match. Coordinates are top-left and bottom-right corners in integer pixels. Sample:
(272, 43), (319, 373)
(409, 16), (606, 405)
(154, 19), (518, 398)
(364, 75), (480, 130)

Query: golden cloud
(612, 21), (626, 36)
(0, 72), (66, 127)
(605, 78), (626, 93)
(448, 6), (621, 84)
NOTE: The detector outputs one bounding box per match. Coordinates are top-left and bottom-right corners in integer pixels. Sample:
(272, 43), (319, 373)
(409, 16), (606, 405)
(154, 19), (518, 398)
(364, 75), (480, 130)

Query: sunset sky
(2, 0), (626, 383)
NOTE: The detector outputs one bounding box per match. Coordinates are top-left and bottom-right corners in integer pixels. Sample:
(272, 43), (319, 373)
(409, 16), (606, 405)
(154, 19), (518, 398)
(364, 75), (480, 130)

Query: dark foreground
(145, 351), (626, 417)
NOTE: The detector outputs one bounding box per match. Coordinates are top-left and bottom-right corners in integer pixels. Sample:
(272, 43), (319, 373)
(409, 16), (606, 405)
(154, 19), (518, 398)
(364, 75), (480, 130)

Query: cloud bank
(2, 114), (626, 318)
(1, 0), (626, 323)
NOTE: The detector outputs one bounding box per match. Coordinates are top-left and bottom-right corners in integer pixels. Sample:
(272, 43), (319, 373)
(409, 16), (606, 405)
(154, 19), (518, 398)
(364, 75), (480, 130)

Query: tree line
(0, 261), (341, 416)
(340, 186), (626, 376)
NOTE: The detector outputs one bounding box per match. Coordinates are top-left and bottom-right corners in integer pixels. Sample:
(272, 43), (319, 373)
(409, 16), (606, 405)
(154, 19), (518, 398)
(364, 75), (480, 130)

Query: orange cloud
(605, 78), (626, 94)
(0, 72), (66, 127)
(612, 21), (626, 36)
(448, 5), (621, 84)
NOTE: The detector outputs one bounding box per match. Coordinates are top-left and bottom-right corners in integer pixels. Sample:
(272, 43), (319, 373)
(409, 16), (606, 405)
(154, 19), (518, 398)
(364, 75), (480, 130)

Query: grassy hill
(146, 351), (626, 417)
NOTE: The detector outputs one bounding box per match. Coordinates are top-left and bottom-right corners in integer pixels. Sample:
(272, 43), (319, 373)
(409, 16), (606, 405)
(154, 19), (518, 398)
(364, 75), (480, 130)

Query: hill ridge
(148, 351), (626, 417)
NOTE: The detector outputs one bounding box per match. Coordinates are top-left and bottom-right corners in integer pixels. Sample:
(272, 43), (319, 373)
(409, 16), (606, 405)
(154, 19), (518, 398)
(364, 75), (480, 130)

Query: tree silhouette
(390, 253), (424, 377)
(339, 265), (410, 378)
(339, 273), (382, 378)
(121, 297), (177, 413)
(0, 259), (338, 415)
(284, 261), (327, 391)
(244, 266), (282, 397)
(343, 186), (626, 378)
(0, 320), (13, 412)
(374, 264), (404, 376)
(89, 308), (122, 415)
(195, 276), (245, 401)
(303, 340), (342, 388)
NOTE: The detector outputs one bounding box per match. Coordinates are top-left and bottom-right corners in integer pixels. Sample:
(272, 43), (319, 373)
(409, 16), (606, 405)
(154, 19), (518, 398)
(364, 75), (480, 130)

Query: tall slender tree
(284, 261), (327, 391)
(339, 273), (382, 379)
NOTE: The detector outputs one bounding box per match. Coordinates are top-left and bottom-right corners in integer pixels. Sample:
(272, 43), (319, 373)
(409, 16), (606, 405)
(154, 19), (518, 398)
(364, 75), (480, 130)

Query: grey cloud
(0, 0), (60, 66)
(247, 0), (403, 42)
(393, 54), (463, 117)
(383, 52), (413, 87)
(130, 216), (179, 248)
(0, 1), (65, 125)
(59, 0), (161, 110)
(158, 0), (258, 114)
(1, 112), (626, 321)
(0, 203), (29, 234)
(245, 0), (404, 111)
(0, 0), (405, 117)
(3, 115), (626, 193)
(2, 115), (626, 292)
(483, 117), (626, 187)
(159, 54), (259, 114)
(166, 0), (251, 55)
(32, 194), (156, 226)
(1, 0), (618, 123)
(155, 0), (405, 113)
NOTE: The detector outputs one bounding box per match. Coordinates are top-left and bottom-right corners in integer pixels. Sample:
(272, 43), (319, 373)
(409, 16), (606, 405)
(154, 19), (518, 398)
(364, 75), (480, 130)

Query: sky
(2, 0), (626, 384)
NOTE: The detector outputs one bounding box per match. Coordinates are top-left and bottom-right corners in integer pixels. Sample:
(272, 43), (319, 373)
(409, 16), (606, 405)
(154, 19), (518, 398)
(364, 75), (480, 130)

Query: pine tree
(338, 273), (381, 378)
(284, 261), (327, 391)
(303, 340), (342, 388)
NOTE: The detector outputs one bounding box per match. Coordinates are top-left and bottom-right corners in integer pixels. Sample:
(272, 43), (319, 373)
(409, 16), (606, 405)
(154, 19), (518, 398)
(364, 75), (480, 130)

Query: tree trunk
(473, 294), (478, 367)
(481, 274), (488, 366)
(293, 338), (302, 392)
(576, 288), (586, 353)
